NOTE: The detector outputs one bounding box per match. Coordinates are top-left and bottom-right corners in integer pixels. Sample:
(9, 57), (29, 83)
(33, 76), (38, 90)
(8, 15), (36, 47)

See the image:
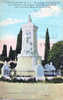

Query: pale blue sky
(0, 0), (63, 42)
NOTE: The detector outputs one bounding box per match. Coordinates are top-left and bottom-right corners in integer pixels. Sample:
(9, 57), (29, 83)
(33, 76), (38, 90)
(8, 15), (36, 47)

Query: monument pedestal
(16, 56), (35, 76)
(16, 56), (41, 77)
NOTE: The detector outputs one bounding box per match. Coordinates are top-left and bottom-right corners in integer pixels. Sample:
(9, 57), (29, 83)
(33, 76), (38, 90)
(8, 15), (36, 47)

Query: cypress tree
(9, 46), (12, 60)
(2, 44), (7, 61)
(44, 28), (50, 64)
(2, 44), (7, 57)
(9, 46), (17, 60)
(16, 29), (22, 55)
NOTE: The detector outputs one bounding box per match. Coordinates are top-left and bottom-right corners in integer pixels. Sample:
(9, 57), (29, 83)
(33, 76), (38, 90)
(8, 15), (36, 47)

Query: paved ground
(0, 82), (63, 100)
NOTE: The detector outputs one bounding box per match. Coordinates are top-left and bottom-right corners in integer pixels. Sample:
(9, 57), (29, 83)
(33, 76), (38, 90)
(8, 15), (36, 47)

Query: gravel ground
(0, 82), (63, 100)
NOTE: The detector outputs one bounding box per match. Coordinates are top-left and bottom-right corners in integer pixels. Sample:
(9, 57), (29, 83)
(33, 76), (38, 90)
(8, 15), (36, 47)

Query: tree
(9, 46), (17, 61)
(1, 44), (7, 61)
(9, 46), (13, 60)
(48, 41), (63, 69)
(44, 28), (50, 64)
(16, 29), (22, 55)
(2, 44), (7, 57)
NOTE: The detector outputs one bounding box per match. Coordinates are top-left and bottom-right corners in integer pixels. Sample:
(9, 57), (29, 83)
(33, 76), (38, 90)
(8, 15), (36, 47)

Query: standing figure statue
(1, 61), (11, 80)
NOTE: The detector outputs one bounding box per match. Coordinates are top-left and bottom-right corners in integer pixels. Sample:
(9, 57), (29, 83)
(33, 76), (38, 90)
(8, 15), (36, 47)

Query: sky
(0, 0), (63, 59)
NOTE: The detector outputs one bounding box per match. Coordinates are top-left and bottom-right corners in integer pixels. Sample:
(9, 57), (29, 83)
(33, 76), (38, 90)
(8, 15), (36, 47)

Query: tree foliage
(9, 46), (12, 59)
(2, 44), (7, 57)
(16, 29), (22, 55)
(9, 46), (17, 61)
(44, 28), (50, 64)
(48, 41), (63, 69)
(1, 44), (7, 61)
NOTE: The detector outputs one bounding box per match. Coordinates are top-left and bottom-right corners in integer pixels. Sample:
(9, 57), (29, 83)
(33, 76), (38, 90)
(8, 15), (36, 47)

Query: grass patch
(0, 76), (63, 83)
(46, 77), (63, 83)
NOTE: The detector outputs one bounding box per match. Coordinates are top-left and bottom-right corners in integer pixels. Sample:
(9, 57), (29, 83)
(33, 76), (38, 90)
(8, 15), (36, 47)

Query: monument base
(16, 56), (38, 77)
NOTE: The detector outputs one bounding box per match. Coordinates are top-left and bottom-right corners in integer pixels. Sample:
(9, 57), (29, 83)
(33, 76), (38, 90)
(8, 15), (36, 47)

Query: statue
(1, 61), (11, 80)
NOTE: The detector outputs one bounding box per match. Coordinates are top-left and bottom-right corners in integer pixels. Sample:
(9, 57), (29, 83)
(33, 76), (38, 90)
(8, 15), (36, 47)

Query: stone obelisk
(16, 15), (41, 77)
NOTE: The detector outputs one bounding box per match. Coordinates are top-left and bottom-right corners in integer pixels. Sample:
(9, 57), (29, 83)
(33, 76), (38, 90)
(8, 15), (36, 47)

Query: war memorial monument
(16, 16), (42, 78)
